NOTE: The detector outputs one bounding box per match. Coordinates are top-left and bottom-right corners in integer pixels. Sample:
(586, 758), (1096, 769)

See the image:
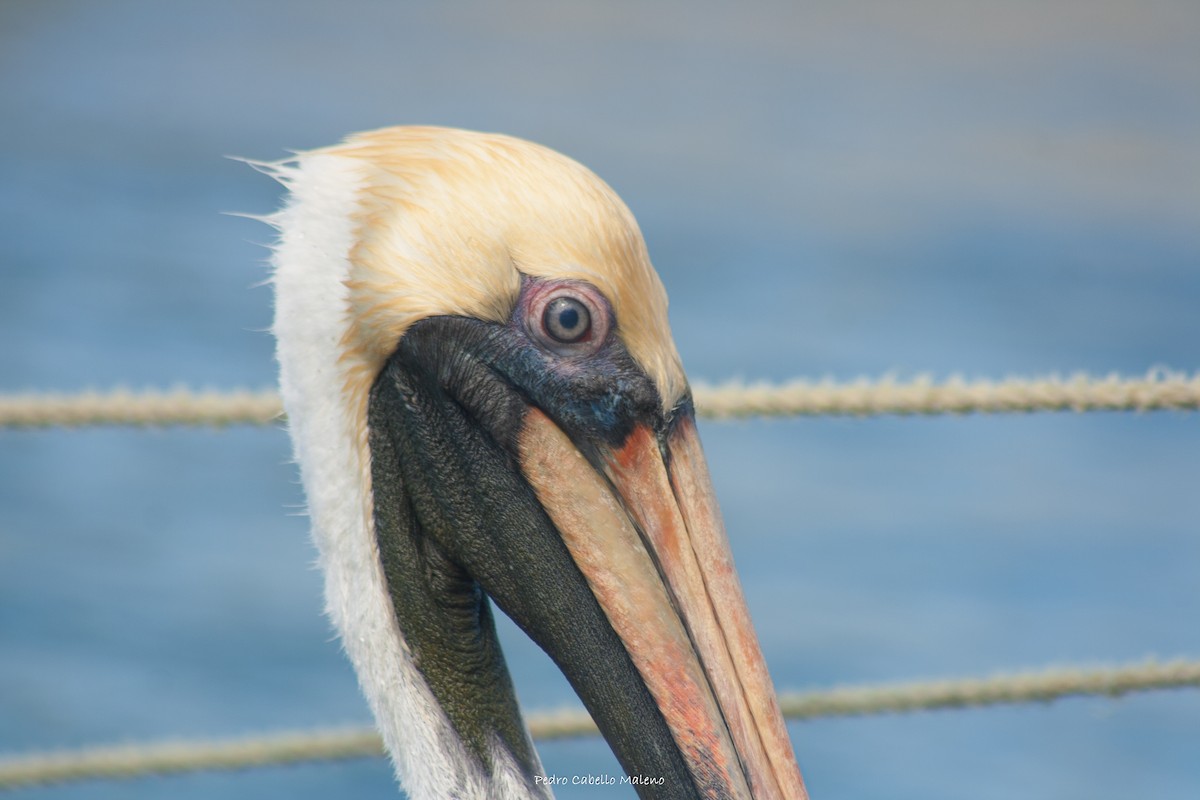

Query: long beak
(518, 408), (809, 800)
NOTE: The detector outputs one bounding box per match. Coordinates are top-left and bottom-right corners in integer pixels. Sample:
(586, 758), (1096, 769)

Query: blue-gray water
(2, 1), (1198, 797)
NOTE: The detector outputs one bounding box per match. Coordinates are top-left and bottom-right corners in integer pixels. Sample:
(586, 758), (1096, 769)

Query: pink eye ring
(523, 280), (611, 356)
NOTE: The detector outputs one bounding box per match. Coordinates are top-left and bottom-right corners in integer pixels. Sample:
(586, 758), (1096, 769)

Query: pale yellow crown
(320, 126), (687, 412)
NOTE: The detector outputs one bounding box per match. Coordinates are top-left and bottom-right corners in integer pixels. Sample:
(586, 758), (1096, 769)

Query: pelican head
(268, 126), (808, 799)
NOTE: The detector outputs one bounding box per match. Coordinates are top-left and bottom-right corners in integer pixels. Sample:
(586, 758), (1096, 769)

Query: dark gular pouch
(366, 314), (699, 798)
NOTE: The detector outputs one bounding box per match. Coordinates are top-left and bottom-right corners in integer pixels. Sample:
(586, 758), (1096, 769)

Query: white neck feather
(268, 149), (548, 799)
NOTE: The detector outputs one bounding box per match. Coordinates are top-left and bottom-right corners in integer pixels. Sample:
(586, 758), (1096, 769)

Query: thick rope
(0, 387), (283, 429)
(2, 657), (1195, 790)
(694, 369), (1200, 419)
(1, 371), (1198, 429)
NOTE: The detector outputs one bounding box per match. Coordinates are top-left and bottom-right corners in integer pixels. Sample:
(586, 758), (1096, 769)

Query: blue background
(2, 1), (1198, 797)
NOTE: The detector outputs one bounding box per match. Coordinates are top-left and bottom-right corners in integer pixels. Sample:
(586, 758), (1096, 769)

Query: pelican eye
(543, 296), (591, 343)
(523, 280), (610, 356)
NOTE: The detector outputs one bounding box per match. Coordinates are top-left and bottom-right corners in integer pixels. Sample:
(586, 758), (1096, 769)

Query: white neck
(268, 149), (548, 799)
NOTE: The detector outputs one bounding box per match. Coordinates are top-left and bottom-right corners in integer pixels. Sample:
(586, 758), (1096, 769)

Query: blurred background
(2, 1), (1198, 797)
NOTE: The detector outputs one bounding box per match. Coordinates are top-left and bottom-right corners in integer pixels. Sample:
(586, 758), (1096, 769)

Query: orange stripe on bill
(518, 407), (809, 799)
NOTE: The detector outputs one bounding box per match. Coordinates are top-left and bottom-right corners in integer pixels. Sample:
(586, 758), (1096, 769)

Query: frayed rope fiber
(2, 657), (1196, 789)
(2, 371), (1198, 429)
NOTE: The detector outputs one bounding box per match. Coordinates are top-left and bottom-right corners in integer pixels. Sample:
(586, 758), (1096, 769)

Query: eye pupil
(543, 296), (591, 343)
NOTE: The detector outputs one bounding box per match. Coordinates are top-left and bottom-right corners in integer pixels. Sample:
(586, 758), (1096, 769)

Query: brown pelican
(268, 126), (809, 799)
